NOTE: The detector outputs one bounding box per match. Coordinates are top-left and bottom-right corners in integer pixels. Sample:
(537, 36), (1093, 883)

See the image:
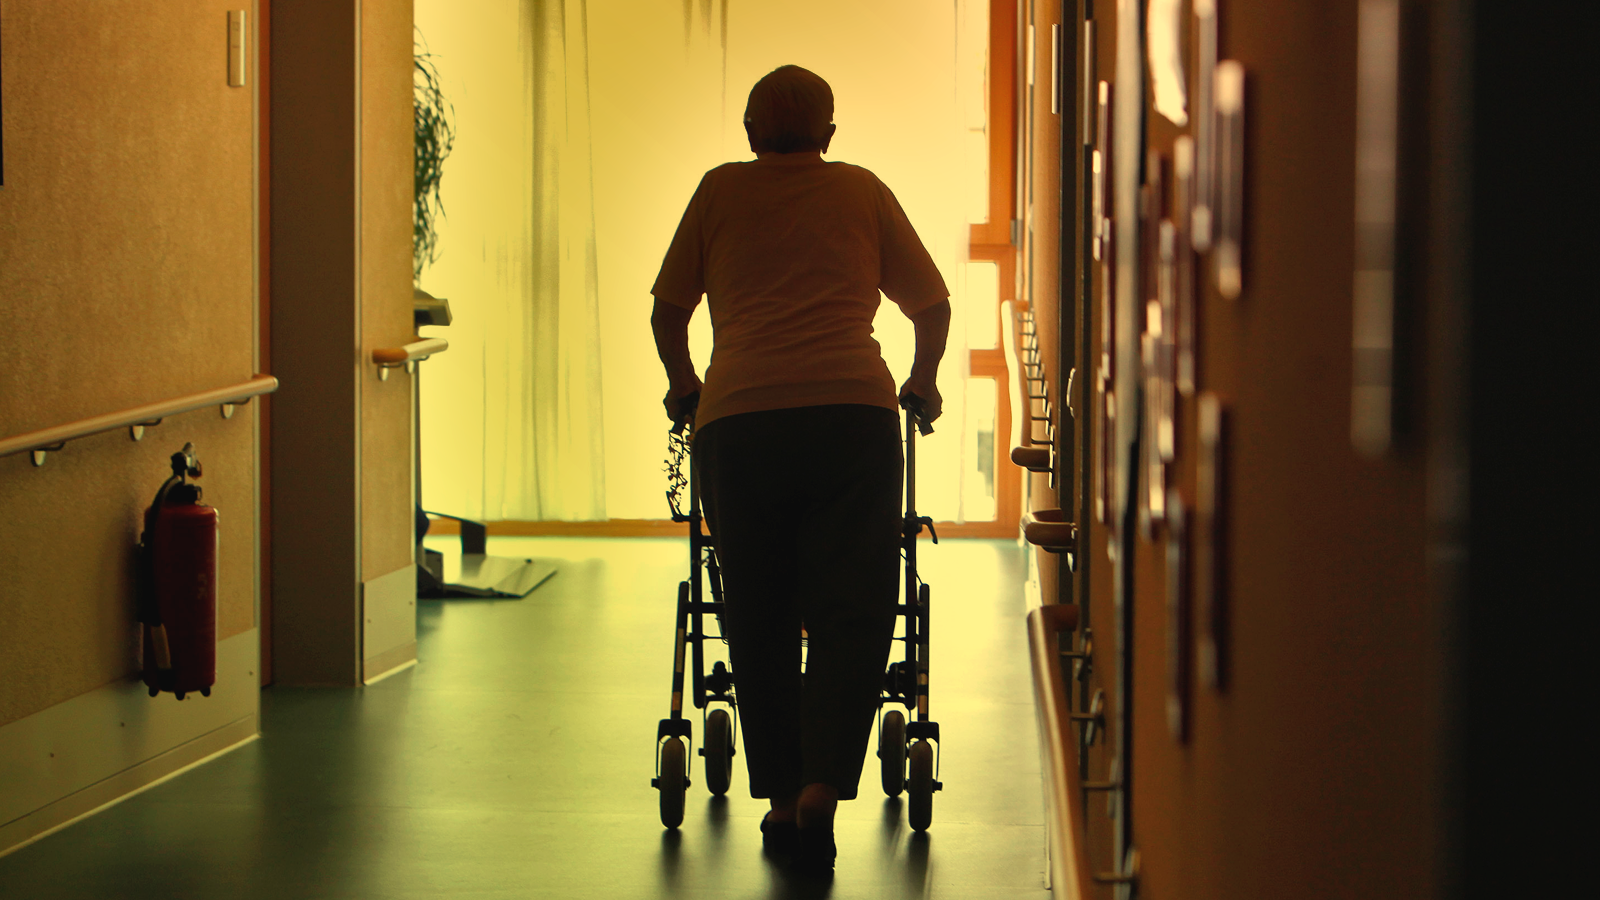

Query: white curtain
(416, 0), (607, 521)
(421, 0), (985, 523)
(588, 0), (979, 522)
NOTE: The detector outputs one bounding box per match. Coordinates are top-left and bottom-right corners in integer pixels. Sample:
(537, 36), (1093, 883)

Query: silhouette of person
(650, 64), (950, 874)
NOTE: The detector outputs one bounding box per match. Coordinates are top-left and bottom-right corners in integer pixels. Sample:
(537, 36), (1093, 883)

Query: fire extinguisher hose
(150, 625), (173, 670)
(138, 468), (184, 673)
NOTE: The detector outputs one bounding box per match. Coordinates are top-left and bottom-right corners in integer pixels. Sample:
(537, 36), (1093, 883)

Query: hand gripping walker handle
(670, 391), (701, 435)
(901, 394), (935, 436)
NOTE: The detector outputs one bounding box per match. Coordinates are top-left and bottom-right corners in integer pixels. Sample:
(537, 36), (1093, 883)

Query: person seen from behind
(650, 64), (950, 876)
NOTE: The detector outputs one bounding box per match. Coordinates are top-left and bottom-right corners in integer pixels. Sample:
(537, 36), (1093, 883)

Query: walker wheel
(879, 710), (907, 796)
(703, 708), (734, 796)
(658, 737), (688, 829)
(908, 739), (935, 832)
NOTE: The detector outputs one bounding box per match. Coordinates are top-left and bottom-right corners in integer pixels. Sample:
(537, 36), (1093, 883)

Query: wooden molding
(970, 0), (1020, 248)
(971, 348), (1007, 377)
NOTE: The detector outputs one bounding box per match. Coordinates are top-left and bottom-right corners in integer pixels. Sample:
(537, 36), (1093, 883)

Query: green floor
(0, 537), (1049, 899)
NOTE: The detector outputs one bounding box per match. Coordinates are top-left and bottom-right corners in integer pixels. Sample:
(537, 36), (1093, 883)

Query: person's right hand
(898, 377), (942, 424)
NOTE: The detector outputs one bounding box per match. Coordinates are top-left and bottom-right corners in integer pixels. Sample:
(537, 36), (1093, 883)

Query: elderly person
(650, 65), (950, 873)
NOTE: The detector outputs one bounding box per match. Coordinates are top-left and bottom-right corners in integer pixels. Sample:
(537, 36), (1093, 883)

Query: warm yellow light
(417, 0), (991, 522)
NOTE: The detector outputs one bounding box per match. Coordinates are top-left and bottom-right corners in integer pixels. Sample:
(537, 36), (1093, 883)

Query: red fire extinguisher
(137, 443), (218, 700)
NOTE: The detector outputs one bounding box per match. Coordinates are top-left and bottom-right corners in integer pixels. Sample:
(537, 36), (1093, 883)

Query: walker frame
(651, 395), (943, 832)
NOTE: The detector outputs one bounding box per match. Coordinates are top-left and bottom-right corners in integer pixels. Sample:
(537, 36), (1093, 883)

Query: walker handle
(670, 391), (701, 435)
(901, 394), (935, 436)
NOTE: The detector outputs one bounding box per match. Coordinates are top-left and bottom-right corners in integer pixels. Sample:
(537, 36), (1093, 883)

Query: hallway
(0, 538), (1049, 899)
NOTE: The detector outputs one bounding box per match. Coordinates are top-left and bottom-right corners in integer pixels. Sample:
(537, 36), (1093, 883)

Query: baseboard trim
(426, 517), (1019, 539)
(363, 641), (417, 685)
(0, 713), (258, 859)
(362, 563), (417, 667)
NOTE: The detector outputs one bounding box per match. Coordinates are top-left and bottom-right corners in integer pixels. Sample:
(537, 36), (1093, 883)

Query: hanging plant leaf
(414, 31), (456, 282)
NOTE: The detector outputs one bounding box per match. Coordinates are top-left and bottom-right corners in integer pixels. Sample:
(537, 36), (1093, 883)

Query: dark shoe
(793, 826), (836, 874)
(761, 812), (798, 853)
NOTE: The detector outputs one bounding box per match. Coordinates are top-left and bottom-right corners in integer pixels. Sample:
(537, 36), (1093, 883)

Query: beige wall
(361, 0), (419, 584)
(269, 0), (414, 685)
(0, 1), (259, 727)
(0, 0), (416, 851)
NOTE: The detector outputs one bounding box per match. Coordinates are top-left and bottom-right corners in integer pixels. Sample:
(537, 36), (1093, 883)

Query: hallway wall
(0, 0), (263, 853)
(1047, 0), (1443, 896)
(360, 0), (421, 590)
(268, 0), (418, 686)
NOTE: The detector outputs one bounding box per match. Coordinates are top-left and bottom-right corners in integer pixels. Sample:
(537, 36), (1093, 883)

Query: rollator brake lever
(921, 517), (938, 544)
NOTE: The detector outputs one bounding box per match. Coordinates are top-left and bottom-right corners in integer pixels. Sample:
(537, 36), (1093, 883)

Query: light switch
(228, 11), (247, 87)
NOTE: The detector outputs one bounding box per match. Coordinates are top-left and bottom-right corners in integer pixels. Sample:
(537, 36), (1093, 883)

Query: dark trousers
(694, 404), (902, 801)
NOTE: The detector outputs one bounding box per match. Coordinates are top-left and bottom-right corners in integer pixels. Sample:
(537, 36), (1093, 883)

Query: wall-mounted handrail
(1011, 446), (1052, 470)
(1023, 507), (1078, 553)
(1028, 603), (1093, 900)
(373, 338), (448, 365)
(1003, 301), (1053, 472)
(372, 337), (448, 380)
(0, 374), (279, 466)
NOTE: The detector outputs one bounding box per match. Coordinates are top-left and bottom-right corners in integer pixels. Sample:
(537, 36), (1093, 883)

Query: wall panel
(0, 1), (258, 727)
(1057, 0), (1445, 896)
(0, 0), (262, 854)
(360, 0), (418, 584)
(269, 0), (416, 685)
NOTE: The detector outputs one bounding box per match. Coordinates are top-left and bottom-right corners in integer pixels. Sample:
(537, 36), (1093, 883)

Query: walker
(651, 394), (942, 833)
(878, 396), (943, 832)
(652, 393), (735, 830)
